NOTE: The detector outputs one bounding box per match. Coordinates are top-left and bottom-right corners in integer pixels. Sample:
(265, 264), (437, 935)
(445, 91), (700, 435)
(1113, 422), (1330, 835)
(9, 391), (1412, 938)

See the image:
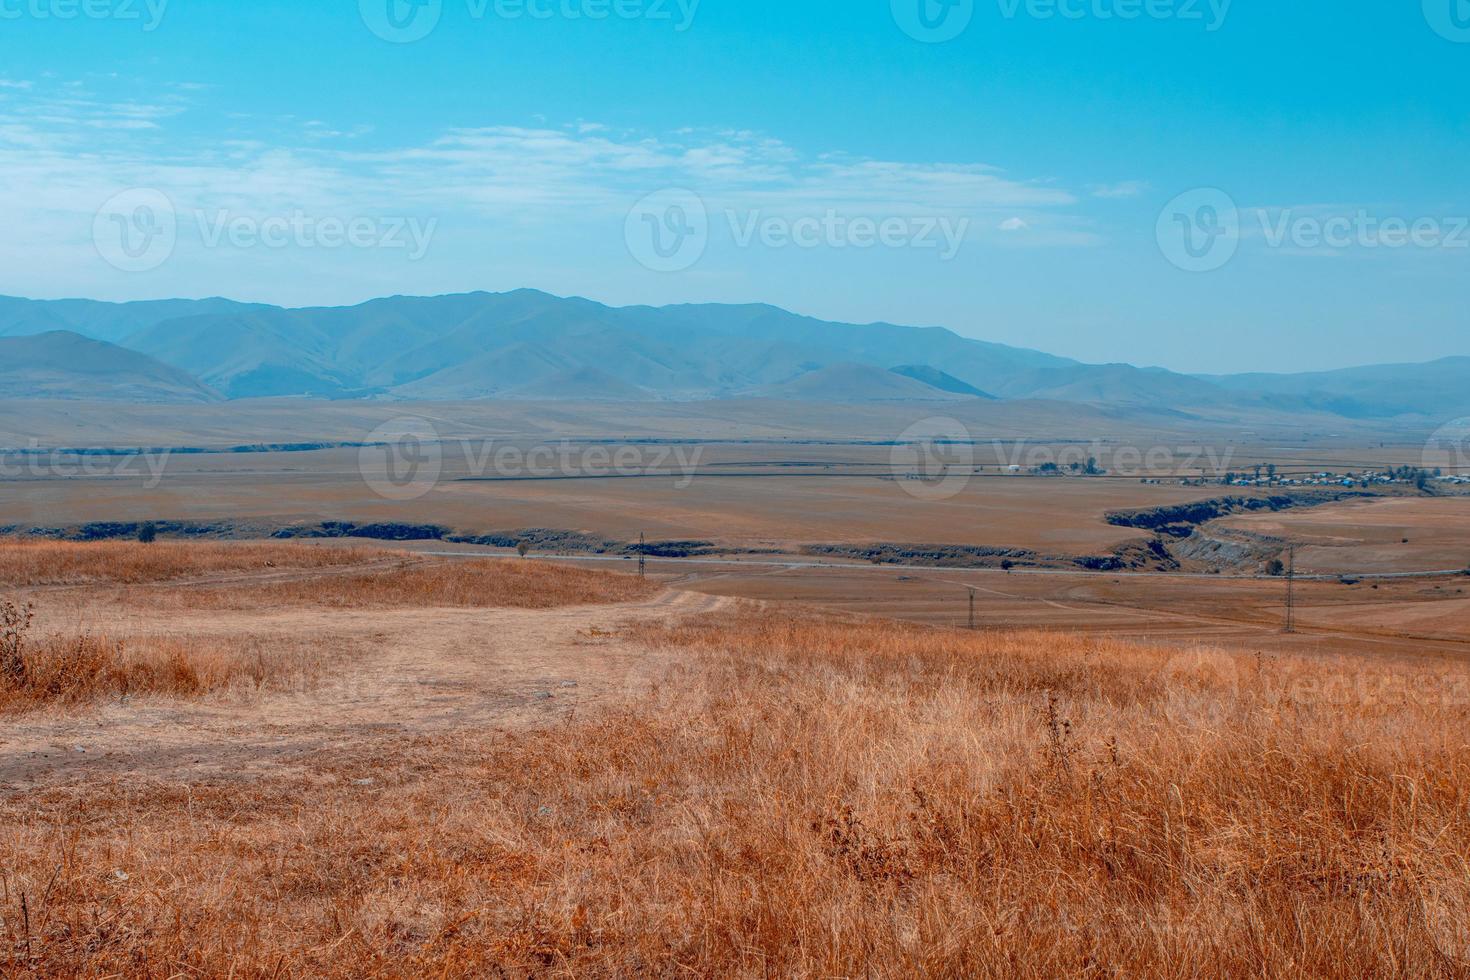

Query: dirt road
(1, 588), (731, 793)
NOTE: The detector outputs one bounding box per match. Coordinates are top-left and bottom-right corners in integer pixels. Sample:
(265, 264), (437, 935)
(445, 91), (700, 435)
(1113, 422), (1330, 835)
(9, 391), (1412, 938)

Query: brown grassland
(1, 612), (322, 716)
(163, 558), (660, 611)
(2, 541), (1469, 976)
(0, 540), (386, 588)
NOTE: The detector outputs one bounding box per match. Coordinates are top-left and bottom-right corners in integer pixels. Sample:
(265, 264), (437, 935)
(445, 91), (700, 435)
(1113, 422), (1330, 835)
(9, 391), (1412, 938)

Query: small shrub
(1, 599), (35, 687)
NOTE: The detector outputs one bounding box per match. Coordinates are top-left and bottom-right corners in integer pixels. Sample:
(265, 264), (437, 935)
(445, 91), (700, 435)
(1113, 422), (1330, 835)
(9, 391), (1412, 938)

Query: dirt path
(0, 589), (732, 793)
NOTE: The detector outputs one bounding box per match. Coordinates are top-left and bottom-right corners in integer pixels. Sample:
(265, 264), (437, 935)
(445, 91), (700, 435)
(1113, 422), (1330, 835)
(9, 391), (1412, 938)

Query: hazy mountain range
(0, 291), (1463, 420)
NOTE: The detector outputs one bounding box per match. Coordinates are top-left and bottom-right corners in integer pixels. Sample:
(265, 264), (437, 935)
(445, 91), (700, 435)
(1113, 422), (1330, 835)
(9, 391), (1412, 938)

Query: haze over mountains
(0, 291), (1463, 420)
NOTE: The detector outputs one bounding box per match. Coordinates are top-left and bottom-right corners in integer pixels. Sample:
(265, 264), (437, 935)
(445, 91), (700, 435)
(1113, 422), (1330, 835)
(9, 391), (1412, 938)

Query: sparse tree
(516, 540), (531, 558)
(1265, 559), (1285, 577)
(137, 522), (158, 544)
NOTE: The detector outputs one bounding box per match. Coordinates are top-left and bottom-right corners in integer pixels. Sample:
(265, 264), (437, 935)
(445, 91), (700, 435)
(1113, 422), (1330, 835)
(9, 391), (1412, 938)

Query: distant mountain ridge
(0, 291), (1463, 418)
(0, 331), (221, 404)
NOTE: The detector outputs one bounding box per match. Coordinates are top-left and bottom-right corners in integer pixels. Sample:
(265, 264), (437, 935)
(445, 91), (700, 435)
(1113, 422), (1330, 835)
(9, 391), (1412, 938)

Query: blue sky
(0, 0), (1465, 373)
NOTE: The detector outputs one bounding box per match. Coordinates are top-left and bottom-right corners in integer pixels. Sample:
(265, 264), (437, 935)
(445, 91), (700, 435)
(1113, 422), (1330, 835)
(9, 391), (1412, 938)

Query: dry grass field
(0, 539), (386, 587)
(647, 558), (1470, 660)
(1217, 496), (1470, 575)
(2, 542), (1469, 975)
(148, 557), (659, 611)
(0, 443), (1231, 554)
(3, 397), (1445, 560)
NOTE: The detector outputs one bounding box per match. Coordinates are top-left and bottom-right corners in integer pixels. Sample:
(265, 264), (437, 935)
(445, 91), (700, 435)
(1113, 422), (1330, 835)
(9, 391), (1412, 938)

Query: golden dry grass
(0, 539), (387, 587)
(0, 606), (321, 715)
(170, 558), (659, 610)
(3, 608), (1469, 975)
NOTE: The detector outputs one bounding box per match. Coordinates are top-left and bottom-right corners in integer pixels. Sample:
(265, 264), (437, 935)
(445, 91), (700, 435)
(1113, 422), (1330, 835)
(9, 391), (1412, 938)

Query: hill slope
(0, 332), (220, 404)
(0, 292), (1463, 417)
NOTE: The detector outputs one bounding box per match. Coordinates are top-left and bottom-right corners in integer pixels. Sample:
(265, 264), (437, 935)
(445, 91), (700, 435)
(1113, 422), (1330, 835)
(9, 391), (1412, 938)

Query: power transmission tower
(638, 531), (646, 580)
(968, 588), (976, 630)
(1284, 545), (1297, 634)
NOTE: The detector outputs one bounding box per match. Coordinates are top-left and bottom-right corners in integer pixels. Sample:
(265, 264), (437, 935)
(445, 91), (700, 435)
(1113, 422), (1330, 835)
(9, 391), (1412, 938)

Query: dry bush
(0, 539), (389, 587)
(0, 608), (320, 714)
(177, 558), (658, 610)
(2, 610), (1469, 975)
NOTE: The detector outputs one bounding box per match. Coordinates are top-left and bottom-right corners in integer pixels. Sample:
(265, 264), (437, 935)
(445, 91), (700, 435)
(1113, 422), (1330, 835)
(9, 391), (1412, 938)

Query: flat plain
(4, 400), (1470, 974)
(3, 539), (1469, 975)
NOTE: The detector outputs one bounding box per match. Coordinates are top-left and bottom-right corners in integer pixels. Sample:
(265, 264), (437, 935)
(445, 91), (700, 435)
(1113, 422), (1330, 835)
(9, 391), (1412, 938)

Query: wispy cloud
(1090, 180), (1149, 199)
(0, 75), (1106, 277)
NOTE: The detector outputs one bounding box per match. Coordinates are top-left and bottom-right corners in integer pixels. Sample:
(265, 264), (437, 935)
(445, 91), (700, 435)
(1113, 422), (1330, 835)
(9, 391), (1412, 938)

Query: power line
(1284, 545), (1297, 634)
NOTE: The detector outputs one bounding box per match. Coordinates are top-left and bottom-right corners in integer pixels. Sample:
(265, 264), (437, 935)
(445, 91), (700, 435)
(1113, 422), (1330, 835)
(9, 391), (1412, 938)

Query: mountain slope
(0, 296), (268, 345)
(1199, 357), (1470, 419)
(890, 365), (996, 398)
(752, 363), (969, 402)
(0, 291), (1463, 416)
(0, 332), (220, 403)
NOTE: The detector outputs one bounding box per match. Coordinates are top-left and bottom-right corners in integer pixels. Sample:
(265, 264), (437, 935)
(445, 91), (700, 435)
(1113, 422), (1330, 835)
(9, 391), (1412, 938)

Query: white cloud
(0, 75), (1107, 292)
(1090, 180), (1149, 199)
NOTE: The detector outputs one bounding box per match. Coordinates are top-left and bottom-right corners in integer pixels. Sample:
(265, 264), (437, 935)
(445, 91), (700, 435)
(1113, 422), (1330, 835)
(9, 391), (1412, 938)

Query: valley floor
(1, 542), (1468, 975)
